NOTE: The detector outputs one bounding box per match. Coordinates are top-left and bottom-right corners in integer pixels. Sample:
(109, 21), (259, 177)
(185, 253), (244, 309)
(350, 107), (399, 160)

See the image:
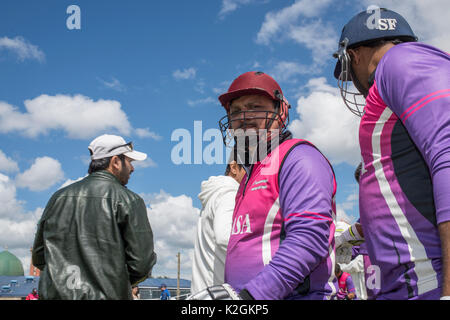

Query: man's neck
(368, 42), (396, 75)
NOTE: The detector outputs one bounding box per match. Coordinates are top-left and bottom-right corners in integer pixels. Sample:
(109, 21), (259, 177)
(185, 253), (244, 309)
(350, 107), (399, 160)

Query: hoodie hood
(198, 175), (240, 207)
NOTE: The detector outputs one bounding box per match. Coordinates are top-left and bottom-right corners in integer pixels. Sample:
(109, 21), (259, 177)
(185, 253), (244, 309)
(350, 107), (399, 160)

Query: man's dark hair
(88, 154), (126, 174)
(225, 162), (243, 176)
(354, 162), (362, 183)
(359, 38), (406, 49)
(335, 264), (342, 275)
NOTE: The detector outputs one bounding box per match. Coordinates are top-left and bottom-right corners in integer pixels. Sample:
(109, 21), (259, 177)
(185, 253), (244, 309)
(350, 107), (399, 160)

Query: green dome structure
(0, 250), (25, 276)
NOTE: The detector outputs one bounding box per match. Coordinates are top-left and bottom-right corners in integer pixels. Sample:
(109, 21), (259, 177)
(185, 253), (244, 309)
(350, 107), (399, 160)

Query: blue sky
(0, 0), (447, 279)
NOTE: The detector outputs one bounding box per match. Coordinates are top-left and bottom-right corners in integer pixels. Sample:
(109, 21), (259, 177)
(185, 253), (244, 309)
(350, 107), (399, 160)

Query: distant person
(335, 264), (356, 300)
(25, 288), (39, 300)
(132, 286), (140, 300)
(190, 160), (245, 295)
(160, 284), (171, 300)
(32, 134), (157, 300)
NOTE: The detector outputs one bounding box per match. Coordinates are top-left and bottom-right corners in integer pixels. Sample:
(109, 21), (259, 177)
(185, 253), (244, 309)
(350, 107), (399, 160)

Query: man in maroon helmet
(189, 71), (338, 300)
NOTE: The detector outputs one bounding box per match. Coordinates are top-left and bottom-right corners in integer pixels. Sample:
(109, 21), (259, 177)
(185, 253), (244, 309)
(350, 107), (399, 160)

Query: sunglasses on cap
(107, 141), (133, 153)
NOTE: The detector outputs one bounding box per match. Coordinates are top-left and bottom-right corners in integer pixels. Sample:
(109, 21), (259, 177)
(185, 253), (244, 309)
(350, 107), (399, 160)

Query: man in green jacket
(32, 134), (157, 300)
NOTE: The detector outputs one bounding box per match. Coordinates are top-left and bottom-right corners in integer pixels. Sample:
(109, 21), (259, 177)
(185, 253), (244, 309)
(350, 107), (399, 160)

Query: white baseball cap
(88, 134), (147, 161)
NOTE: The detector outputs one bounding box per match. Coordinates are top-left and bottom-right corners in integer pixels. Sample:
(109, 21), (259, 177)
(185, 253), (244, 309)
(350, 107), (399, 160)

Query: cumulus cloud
(15, 157), (65, 192)
(187, 97), (217, 107)
(218, 0), (256, 18)
(256, 0), (337, 68)
(0, 36), (45, 62)
(135, 127), (162, 140)
(59, 175), (87, 190)
(269, 61), (316, 83)
(142, 190), (200, 279)
(0, 173), (43, 270)
(0, 150), (19, 173)
(288, 77), (361, 166)
(132, 157), (158, 169)
(97, 76), (126, 92)
(256, 0), (331, 44)
(172, 67), (197, 80)
(0, 94), (132, 139)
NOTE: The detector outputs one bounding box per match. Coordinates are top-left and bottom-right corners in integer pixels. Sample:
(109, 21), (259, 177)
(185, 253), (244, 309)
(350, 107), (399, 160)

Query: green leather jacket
(32, 170), (157, 300)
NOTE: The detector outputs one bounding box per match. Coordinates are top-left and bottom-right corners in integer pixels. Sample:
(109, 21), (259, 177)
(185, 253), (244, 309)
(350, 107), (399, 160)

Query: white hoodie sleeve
(213, 187), (238, 249)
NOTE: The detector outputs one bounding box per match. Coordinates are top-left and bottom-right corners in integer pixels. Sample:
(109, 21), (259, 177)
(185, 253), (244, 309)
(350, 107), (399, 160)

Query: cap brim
(124, 150), (147, 161)
(218, 88), (275, 109)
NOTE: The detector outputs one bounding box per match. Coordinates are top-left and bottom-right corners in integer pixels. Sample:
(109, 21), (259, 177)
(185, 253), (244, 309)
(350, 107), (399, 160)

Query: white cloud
(218, 0), (269, 19)
(256, 0), (332, 44)
(0, 173), (25, 221)
(269, 61), (316, 83)
(16, 157), (65, 192)
(336, 207), (355, 224)
(0, 94), (132, 139)
(212, 81), (231, 95)
(288, 77), (361, 166)
(0, 150), (19, 173)
(132, 157), (158, 169)
(0, 36), (45, 62)
(187, 97), (217, 107)
(172, 67), (197, 80)
(59, 175), (87, 189)
(359, 0), (450, 51)
(255, 0), (337, 70)
(287, 20), (338, 65)
(142, 190), (200, 279)
(97, 77), (126, 92)
(336, 191), (359, 224)
(135, 127), (162, 140)
(0, 173), (43, 270)
(219, 0), (262, 19)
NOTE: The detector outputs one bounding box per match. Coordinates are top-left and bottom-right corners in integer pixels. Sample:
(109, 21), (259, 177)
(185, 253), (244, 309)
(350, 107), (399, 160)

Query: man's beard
(117, 167), (130, 186)
(232, 128), (291, 166)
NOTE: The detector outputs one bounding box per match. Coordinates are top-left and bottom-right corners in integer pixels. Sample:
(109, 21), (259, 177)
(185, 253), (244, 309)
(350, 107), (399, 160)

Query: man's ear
(109, 155), (122, 171)
(229, 161), (238, 176)
(348, 48), (360, 65)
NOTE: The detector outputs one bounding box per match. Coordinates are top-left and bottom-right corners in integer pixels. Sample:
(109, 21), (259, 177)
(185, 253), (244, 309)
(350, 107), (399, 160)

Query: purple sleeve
(351, 246), (360, 260)
(245, 144), (334, 299)
(376, 43), (450, 225)
(346, 274), (355, 293)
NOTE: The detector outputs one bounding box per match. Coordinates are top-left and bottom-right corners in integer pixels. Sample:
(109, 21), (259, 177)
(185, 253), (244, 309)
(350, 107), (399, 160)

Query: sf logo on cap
(366, 6), (398, 31)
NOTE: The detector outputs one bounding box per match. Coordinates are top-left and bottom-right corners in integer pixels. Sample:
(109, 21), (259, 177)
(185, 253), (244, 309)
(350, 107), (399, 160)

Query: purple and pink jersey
(359, 42), (450, 299)
(224, 138), (338, 299)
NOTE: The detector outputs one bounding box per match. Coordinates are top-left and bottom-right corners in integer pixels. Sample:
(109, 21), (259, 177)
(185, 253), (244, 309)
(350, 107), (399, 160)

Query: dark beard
(233, 130), (292, 166)
(117, 168), (130, 186)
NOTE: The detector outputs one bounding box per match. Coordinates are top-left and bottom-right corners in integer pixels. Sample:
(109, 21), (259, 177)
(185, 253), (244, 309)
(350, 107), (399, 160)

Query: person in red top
(335, 264), (356, 300)
(26, 288), (39, 300)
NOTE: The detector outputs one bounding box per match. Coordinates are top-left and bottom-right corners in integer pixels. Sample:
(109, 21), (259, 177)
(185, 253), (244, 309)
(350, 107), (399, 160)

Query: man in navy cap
(333, 7), (450, 300)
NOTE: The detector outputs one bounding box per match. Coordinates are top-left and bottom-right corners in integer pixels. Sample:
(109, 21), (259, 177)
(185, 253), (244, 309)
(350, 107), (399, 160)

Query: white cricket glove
(335, 223), (364, 249)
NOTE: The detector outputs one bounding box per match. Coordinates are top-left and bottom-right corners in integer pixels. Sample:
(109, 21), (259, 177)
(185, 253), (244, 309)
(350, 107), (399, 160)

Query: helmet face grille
(334, 39), (366, 117)
(218, 109), (289, 147)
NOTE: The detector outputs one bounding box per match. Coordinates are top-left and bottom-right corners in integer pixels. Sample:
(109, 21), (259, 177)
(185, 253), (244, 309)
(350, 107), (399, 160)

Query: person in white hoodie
(190, 161), (246, 295)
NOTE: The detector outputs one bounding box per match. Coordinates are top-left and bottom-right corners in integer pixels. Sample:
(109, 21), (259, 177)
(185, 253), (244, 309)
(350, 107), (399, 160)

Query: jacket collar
(89, 170), (123, 185)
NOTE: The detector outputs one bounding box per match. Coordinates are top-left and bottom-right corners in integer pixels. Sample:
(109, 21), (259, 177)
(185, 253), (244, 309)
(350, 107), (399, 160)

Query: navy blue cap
(333, 8), (417, 79)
